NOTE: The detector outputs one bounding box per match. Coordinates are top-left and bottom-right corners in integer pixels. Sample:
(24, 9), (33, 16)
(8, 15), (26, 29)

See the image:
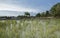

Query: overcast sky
(0, 0), (60, 16)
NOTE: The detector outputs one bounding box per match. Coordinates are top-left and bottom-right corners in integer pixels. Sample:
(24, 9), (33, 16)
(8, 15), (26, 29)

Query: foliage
(25, 12), (30, 17)
(36, 13), (41, 17)
(45, 11), (50, 17)
(0, 18), (60, 38)
(41, 12), (46, 17)
(50, 3), (60, 17)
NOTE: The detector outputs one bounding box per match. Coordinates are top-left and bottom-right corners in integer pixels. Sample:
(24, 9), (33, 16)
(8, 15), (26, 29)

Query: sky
(0, 0), (60, 16)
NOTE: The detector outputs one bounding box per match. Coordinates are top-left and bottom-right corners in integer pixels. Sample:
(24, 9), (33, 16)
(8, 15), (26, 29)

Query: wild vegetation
(22, 3), (60, 17)
(0, 3), (60, 38)
(0, 18), (60, 38)
(0, 3), (60, 20)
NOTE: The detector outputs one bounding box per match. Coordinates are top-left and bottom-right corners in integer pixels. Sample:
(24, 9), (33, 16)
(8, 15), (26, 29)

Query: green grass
(0, 18), (60, 38)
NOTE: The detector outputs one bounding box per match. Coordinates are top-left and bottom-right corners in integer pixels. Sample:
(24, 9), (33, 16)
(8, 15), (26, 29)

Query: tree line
(18, 3), (60, 17)
(0, 3), (60, 19)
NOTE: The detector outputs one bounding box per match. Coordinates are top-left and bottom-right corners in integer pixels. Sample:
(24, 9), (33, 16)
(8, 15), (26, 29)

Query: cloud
(0, 3), (38, 12)
(0, 0), (41, 12)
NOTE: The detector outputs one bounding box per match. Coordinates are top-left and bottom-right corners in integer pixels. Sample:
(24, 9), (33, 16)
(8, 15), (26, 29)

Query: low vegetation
(0, 18), (60, 38)
(0, 3), (60, 38)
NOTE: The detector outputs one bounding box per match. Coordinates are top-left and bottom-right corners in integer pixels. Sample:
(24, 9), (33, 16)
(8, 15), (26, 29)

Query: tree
(41, 12), (45, 17)
(36, 13), (41, 17)
(24, 12), (30, 17)
(50, 3), (60, 17)
(45, 11), (50, 17)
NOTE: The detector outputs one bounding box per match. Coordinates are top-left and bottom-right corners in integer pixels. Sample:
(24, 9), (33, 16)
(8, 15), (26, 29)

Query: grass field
(0, 18), (60, 38)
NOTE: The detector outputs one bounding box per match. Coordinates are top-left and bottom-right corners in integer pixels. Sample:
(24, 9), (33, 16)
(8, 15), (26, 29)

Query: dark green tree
(41, 12), (45, 17)
(24, 12), (30, 17)
(50, 3), (60, 17)
(36, 13), (41, 17)
(45, 11), (50, 17)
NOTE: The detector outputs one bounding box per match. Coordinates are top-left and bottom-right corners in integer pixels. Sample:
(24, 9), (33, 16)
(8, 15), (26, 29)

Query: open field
(0, 18), (60, 38)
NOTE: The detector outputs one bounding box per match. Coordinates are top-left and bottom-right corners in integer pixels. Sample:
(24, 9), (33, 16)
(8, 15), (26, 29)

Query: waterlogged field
(0, 18), (60, 38)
